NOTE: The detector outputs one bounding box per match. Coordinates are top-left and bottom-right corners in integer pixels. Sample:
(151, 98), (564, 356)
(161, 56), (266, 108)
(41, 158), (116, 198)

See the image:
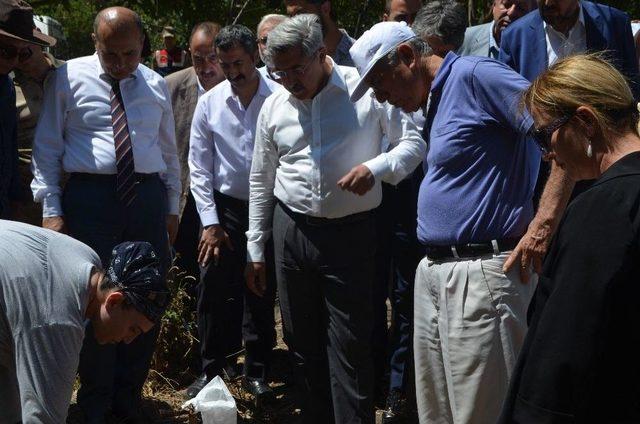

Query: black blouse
(500, 151), (640, 423)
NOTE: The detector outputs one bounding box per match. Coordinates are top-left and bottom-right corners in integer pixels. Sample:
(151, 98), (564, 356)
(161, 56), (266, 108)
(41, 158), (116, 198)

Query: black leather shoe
(184, 373), (210, 400)
(242, 377), (274, 409)
(381, 388), (404, 423)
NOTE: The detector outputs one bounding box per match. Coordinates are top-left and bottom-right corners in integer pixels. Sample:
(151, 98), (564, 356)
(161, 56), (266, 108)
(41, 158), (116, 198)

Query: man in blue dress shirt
(31, 6), (180, 423)
(350, 22), (572, 423)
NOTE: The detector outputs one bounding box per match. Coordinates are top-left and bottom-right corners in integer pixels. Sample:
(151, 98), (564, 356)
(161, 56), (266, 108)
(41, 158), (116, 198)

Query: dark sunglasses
(0, 44), (33, 62)
(530, 114), (573, 154)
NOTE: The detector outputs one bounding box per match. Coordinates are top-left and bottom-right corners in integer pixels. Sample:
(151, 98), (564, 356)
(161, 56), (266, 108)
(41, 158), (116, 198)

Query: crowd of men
(1, 0), (639, 423)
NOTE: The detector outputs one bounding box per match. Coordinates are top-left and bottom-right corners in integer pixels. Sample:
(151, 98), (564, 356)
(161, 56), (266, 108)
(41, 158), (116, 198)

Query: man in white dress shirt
(188, 24), (279, 404)
(245, 14), (425, 423)
(30, 7), (180, 423)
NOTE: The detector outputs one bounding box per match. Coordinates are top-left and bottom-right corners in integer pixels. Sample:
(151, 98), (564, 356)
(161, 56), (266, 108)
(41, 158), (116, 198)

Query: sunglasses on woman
(530, 114), (573, 154)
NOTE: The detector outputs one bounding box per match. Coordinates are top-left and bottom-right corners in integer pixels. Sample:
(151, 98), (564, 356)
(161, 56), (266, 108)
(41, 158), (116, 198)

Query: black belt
(278, 200), (373, 227)
(424, 237), (520, 260)
(69, 172), (159, 182)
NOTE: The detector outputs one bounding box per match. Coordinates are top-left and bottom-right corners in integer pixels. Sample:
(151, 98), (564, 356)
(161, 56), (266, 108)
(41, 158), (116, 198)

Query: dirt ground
(66, 304), (307, 424)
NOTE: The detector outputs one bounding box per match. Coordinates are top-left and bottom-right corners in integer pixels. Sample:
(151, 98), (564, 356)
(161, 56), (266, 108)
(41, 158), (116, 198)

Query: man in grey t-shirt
(0, 220), (170, 424)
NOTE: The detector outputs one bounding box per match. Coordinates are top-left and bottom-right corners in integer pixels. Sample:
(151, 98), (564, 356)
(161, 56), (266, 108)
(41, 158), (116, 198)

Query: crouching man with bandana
(0, 220), (170, 424)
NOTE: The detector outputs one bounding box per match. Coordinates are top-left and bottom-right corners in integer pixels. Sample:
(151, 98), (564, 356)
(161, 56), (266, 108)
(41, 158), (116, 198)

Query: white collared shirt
(544, 3), (587, 66)
(488, 21), (500, 59)
(196, 77), (206, 98)
(246, 61), (426, 262)
(31, 54), (181, 216)
(189, 70), (279, 226)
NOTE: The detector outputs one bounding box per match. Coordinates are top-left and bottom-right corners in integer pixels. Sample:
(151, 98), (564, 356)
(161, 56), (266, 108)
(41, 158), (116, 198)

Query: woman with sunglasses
(499, 53), (640, 423)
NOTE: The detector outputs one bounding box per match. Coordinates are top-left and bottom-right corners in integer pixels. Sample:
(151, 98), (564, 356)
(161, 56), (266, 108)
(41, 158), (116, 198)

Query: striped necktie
(109, 78), (136, 206)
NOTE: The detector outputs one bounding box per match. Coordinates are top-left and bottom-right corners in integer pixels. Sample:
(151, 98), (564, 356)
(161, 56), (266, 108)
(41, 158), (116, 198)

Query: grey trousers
(414, 252), (536, 424)
(273, 202), (376, 424)
(0, 308), (20, 424)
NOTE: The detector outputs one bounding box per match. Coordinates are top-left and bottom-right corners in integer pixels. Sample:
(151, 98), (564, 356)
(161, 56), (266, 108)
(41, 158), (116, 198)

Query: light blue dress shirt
(31, 54), (181, 216)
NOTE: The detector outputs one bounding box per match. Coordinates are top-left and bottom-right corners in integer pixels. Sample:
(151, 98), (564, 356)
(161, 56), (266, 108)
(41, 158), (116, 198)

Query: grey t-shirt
(0, 220), (101, 423)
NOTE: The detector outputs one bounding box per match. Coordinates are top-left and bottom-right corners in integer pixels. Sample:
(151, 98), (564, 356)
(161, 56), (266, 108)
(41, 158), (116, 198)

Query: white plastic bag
(181, 375), (237, 424)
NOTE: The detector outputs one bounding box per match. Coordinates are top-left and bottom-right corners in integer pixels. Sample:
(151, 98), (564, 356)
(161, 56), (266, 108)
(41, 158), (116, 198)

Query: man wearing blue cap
(0, 220), (169, 424)
(349, 21), (571, 424)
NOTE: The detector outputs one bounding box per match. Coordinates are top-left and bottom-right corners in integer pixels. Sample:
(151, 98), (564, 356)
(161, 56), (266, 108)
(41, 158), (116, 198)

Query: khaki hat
(0, 0), (56, 47)
(161, 25), (175, 38)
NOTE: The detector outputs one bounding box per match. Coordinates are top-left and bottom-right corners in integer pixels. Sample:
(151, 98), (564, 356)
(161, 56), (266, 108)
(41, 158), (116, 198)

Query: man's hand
(503, 219), (553, 283)
(42, 216), (66, 233)
(245, 262), (266, 297)
(337, 164), (375, 196)
(167, 214), (179, 245)
(198, 224), (233, 267)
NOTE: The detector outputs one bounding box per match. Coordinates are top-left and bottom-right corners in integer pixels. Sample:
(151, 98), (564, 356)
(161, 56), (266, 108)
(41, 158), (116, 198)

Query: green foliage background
(32, 0), (640, 61)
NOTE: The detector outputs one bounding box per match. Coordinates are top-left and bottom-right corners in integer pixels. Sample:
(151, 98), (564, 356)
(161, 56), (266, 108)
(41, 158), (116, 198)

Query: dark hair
(99, 274), (132, 307)
(190, 21), (222, 45)
(215, 24), (257, 55)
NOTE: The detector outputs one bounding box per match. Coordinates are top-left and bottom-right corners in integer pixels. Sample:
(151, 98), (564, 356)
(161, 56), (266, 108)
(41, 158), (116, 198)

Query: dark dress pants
(63, 174), (170, 420)
(198, 191), (276, 381)
(274, 202), (376, 424)
(174, 193), (201, 282)
(373, 174), (423, 397)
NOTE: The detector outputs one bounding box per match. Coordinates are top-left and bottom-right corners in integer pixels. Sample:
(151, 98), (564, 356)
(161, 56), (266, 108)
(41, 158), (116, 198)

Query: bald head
(92, 7), (144, 80)
(93, 7), (144, 42)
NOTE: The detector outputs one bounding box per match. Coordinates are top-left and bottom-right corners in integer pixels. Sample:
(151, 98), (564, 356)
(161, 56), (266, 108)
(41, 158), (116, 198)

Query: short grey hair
(384, 37), (433, 67)
(412, 1), (467, 51)
(262, 14), (324, 69)
(257, 14), (287, 35)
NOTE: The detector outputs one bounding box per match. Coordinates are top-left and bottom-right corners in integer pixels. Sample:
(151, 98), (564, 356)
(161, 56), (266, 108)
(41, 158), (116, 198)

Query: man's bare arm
(504, 162), (575, 283)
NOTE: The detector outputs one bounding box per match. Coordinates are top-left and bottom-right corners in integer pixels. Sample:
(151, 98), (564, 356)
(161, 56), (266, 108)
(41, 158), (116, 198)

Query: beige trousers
(414, 252), (536, 424)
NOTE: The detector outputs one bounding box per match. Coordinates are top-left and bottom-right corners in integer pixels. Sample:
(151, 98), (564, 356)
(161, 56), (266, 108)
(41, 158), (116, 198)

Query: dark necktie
(109, 79), (136, 206)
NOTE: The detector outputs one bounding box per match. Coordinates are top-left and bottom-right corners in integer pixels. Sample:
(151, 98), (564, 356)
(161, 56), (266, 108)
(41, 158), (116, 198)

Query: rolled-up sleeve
(246, 102), (279, 263)
(363, 103), (426, 185)
(157, 80), (181, 215)
(31, 68), (67, 217)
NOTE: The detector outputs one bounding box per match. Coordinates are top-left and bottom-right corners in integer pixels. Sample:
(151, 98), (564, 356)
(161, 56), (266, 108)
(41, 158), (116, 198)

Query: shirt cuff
(247, 241), (265, 263)
(167, 191), (180, 216)
(42, 193), (63, 217)
(199, 209), (220, 227)
(363, 155), (391, 180)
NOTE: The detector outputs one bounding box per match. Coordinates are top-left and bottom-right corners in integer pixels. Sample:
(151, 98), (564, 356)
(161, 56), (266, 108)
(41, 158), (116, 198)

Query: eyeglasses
(0, 44), (33, 63)
(270, 51), (318, 82)
(530, 114), (573, 154)
(192, 53), (218, 65)
(257, 36), (268, 45)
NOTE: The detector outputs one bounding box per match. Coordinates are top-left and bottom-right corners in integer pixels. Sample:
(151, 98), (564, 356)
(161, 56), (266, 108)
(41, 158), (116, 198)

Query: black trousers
(174, 193), (201, 282)
(373, 176), (424, 397)
(198, 191), (276, 381)
(63, 173), (170, 420)
(274, 202), (376, 424)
